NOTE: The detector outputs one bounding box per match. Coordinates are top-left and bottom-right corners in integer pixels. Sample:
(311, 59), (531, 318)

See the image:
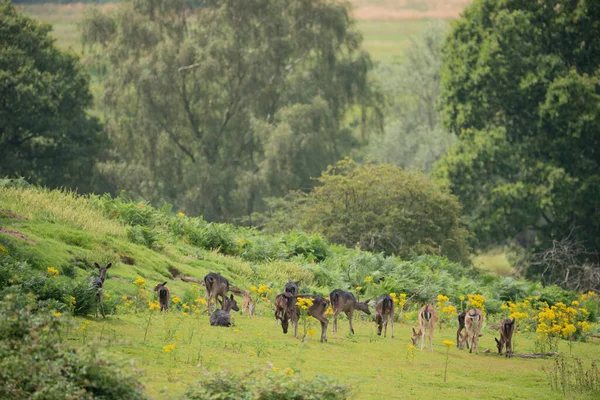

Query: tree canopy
(435, 0), (600, 259)
(82, 0), (382, 221)
(0, 1), (105, 191)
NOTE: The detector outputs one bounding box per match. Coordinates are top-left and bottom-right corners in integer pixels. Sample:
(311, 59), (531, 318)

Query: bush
(127, 225), (164, 251)
(0, 291), (146, 399)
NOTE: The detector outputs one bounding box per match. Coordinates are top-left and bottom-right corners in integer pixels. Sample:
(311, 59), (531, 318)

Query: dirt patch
(0, 210), (28, 220)
(169, 267), (181, 278)
(120, 254), (135, 265)
(0, 228), (36, 245)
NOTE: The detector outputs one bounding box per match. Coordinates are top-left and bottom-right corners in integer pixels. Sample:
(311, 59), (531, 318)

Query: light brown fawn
(374, 294), (394, 338)
(495, 318), (516, 358)
(411, 304), (438, 351)
(459, 308), (485, 354)
(329, 289), (370, 334)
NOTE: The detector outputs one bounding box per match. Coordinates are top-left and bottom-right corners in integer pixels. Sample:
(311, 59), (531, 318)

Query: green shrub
(188, 223), (238, 255)
(127, 225), (164, 251)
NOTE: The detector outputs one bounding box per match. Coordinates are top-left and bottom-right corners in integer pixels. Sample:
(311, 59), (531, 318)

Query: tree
(82, 0), (382, 221)
(368, 22), (456, 172)
(0, 1), (106, 192)
(299, 159), (470, 262)
(435, 0), (600, 259)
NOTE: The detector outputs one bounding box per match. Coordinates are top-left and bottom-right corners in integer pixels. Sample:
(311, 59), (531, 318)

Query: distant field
(18, 1), (469, 63)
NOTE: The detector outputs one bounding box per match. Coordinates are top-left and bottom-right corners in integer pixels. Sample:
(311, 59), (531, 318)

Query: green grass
(473, 251), (515, 277)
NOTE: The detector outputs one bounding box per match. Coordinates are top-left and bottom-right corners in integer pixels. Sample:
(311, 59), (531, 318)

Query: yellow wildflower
(52, 312), (62, 318)
(177, 212), (185, 217)
(172, 296), (181, 304)
(443, 340), (455, 349)
(122, 295), (128, 301)
(47, 267), (59, 276)
(163, 344), (176, 353)
(283, 368), (294, 376)
(307, 329), (316, 337)
(148, 300), (160, 311)
(250, 286), (257, 292)
(571, 300), (580, 307)
(133, 276), (146, 287)
(355, 286), (362, 291)
(363, 276), (373, 283)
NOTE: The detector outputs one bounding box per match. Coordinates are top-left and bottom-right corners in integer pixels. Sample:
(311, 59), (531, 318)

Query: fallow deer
(154, 282), (170, 311)
(284, 279), (301, 296)
(495, 318), (516, 358)
(411, 304), (438, 351)
(458, 308), (485, 354)
(204, 272), (230, 314)
(210, 294), (240, 327)
(274, 293), (329, 343)
(91, 262), (111, 318)
(374, 294), (394, 338)
(329, 289), (370, 334)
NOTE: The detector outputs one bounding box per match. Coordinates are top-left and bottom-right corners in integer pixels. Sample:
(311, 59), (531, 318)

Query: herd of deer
(91, 264), (516, 357)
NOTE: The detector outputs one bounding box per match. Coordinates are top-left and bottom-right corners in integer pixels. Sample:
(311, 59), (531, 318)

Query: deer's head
(411, 327), (422, 345)
(94, 262), (112, 282)
(223, 294), (239, 313)
(356, 299), (371, 315)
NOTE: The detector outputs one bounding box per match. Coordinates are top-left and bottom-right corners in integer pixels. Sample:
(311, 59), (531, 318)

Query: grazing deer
(411, 304), (438, 351)
(374, 294), (395, 338)
(284, 279), (300, 296)
(457, 310), (467, 348)
(458, 308), (485, 354)
(329, 289), (370, 334)
(210, 294), (240, 327)
(274, 293), (329, 342)
(495, 318), (516, 358)
(91, 262), (111, 318)
(204, 272), (230, 314)
(154, 282), (170, 311)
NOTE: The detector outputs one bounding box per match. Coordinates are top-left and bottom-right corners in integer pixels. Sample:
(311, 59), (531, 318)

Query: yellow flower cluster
(133, 276), (146, 288)
(172, 296), (181, 304)
(363, 276), (373, 283)
(579, 291), (598, 303)
(443, 340), (455, 349)
(398, 293), (407, 309)
(307, 328), (316, 337)
(163, 344), (176, 353)
(296, 297), (313, 310)
(536, 302), (581, 340)
(390, 292), (398, 304)
(148, 300), (161, 311)
(0, 244), (8, 256)
(47, 267), (59, 276)
(177, 211), (185, 217)
(195, 297), (207, 306)
(257, 284), (271, 295)
(466, 294), (486, 313)
(52, 311), (62, 318)
(283, 368), (294, 376)
(437, 294), (457, 329)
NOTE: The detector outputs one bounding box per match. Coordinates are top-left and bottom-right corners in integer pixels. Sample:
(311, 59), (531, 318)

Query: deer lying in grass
(204, 272), (230, 314)
(154, 282), (170, 311)
(284, 279), (300, 296)
(91, 262), (111, 318)
(210, 294), (240, 327)
(329, 289), (370, 334)
(274, 293), (329, 342)
(495, 318), (516, 358)
(374, 294), (394, 338)
(458, 308), (485, 354)
(411, 304), (438, 351)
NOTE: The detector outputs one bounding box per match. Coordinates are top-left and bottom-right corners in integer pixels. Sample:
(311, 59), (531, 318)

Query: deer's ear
(412, 328), (416, 335)
(106, 263), (112, 269)
(230, 294), (234, 300)
(163, 282), (167, 285)
(94, 262), (100, 269)
(495, 338), (500, 344)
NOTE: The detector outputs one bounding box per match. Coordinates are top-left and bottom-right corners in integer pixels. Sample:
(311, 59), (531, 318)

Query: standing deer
(204, 272), (230, 314)
(274, 293), (329, 343)
(495, 318), (516, 358)
(284, 279), (300, 296)
(210, 294), (240, 327)
(91, 262), (111, 318)
(411, 304), (438, 351)
(374, 294), (395, 338)
(329, 289), (370, 334)
(457, 310), (467, 347)
(154, 282), (170, 311)
(458, 308), (485, 354)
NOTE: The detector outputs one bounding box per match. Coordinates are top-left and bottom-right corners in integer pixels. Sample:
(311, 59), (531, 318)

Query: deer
(284, 279), (301, 296)
(204, 272), (230, 314)
(210, 294), (240, 327)
(411, 304), (438, 351)
(274, 293), (329, 343)
(329, 289), (370, 334)
(91, 262), (111, 318)
(154, 282), (170, 311)
(457, 310), (467, 348)
(495, 318), (516, 358)
(458, 308), (485, 354)
(374, 294), (395, 338)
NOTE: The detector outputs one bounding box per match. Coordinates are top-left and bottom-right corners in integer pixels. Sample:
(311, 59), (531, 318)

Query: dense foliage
(81, 0), (382, 221)
(436, 0), (600, 266)
(0, 1), (107, 192)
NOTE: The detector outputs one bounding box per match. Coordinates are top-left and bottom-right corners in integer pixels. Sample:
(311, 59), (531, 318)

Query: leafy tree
(368, 22), (456, 172)
(0, 1), (106, 192)
(82, 0), (382, 221)
(299, 159), (470, 262)
(436, 0), (600, 259)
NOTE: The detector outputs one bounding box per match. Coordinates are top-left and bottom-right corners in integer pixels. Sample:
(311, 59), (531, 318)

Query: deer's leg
(317, 315), (328, 343)
(332, 310), (340, 333)
(347, 310), (354, 334)
(383, 317), (388, 338)
(390, 315), (394, 339)
(421, 327), (426, 350)
(293, 317), (299, 339)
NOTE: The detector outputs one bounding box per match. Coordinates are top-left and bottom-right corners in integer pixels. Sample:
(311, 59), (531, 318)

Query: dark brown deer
(458, 308), (485, 354)
(154, 282), (170, 311)
(274, 293), (329, 343)
(411, 304), (438, 351)
(210, 294), (240, 327)
(91, 262), (111, 318)
(329, 289), (370, 334)
(374, 294), (395, 338)
(204, 272), (230, 314)
(457, 310), (467, 347)
(495, 318), (516, 358)
(284, 279), (301, 296)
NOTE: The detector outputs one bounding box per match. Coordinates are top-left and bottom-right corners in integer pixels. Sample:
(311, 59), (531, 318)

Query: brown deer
(274, 293), (329, 343)
(284, 279), (301, 296)
(91, 262), (111, 318)
(154, 282), (170, 311)
(411, 304), (438, 351)
(210, 294), (240, 327)
(204, 272), (230, 314)
(457, 310), (467, 347)
(458, 308), (485, 354)
(374, 294), (395, 338)
(495, 318), (516, 358)
(329, 289), (370, 334)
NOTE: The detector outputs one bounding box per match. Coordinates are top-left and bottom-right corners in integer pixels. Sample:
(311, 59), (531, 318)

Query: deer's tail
(383, 297), (394, 314)
(330, 291), (339, 307)
(159, 288), (168, 303)
(204, 275), (214, 291)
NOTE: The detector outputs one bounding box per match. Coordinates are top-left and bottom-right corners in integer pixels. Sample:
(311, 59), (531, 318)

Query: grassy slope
(2, 188), (599, 399)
